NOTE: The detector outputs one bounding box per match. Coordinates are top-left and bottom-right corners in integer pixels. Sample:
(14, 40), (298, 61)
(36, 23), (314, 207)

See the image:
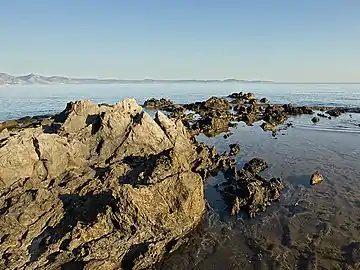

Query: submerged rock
(311, 117), (320, 123)
(311, 171), (324, 185)
(0, 99), (206, 270)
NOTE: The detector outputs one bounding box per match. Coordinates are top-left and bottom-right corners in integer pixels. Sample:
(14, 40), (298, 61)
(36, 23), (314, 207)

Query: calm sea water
(1, 83), (360, 269)
(1, 83), (360, 121)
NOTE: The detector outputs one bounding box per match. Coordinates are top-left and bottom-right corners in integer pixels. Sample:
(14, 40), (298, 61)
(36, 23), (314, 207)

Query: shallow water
(1, 84), (360, 269)
(160, 113), (360, 269)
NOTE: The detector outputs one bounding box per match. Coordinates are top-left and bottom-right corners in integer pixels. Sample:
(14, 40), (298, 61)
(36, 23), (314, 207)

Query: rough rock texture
(218, 158), (285, 217)
(183, 97), (235, 137)
(183, 97), (231, 115)
(0, 99), (206, 270)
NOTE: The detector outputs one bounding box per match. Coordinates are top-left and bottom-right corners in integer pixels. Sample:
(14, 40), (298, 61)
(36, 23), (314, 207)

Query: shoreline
(1, 92), (360, 269)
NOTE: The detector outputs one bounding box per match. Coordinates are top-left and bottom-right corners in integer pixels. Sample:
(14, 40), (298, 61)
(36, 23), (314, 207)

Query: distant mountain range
(0, 73), (273, 85)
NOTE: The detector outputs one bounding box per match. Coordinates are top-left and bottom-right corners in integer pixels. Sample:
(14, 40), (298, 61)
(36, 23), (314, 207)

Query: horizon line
(1, 72), (360, 84)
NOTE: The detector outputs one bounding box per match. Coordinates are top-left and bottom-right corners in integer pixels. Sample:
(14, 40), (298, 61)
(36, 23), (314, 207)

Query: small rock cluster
(218, 158), (285, 217)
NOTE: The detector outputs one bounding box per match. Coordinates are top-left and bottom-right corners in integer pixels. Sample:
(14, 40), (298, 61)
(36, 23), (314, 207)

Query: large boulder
(0, 99), (205, 270)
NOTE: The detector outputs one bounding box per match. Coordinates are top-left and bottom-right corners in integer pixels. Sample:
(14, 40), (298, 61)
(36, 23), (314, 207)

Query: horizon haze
(1, 1), (359, 83)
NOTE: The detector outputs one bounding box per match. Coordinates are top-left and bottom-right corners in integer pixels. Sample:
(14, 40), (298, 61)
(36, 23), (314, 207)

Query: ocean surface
(1, 83), (360, 121)
(1, 83), (360, 269)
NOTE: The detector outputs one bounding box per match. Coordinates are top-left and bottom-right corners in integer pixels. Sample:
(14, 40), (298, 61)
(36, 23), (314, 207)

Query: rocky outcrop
(0, 100), (206, 270)
(326, 108), (346, 117)
(218, 158), (285, 217)
(182, 97), (235, 137)
(143, 98), (174, 109)
(184, 97), (231, 114)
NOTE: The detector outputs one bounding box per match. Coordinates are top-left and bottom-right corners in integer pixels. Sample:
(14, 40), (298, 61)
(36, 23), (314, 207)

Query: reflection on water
(159, 113), (360, 269)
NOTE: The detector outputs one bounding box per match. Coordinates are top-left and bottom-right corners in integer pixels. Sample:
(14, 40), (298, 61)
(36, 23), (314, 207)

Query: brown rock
(311, 171), (324, 185)
(0, 99), (206, 270)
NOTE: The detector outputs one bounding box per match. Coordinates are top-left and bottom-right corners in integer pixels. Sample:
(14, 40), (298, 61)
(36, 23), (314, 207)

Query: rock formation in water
(0, 99), (211, 269)
(219, 158), (285, 217)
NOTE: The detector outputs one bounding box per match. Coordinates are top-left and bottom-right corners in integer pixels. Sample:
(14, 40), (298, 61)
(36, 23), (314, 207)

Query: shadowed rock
(219, 158), (284, 217)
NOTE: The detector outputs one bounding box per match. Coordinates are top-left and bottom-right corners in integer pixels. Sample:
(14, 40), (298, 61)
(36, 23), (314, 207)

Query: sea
(1, 83), (360, 269)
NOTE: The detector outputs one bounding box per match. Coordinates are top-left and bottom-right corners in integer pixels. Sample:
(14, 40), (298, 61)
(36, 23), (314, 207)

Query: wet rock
(184, 97), (230, 114)
(192, 143), (236, 178)
(317, 113), (328, 118)
(233, 104), (247, 114)
(220, 158), (284, 217)
(203, 97), (231, 111)
(143, 98), (174, 109)
(223, 132), (233, 139)
(310, 171), (324, 185)
(260, 97), (268, 103)
(326, 108), (346, 117)
(311, 117), (320, 123)
(0, 99), (206, 270)
(261, 122), (275, 131)
(229, 143), (240, 156)
(282, 104), (314, 115)
(243, 158), (268, 174)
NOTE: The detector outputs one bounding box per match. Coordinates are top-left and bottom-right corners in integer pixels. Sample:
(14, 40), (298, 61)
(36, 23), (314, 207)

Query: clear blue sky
(1, 0), (359, 82)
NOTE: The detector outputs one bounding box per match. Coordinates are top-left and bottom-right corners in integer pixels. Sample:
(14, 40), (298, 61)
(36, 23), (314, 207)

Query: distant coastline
(1, 73), (359, 85)
(0, 73), (273, 85)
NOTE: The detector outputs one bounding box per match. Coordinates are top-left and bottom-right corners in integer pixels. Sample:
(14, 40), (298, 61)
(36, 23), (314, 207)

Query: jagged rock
(193, 111), (235, 137)
(0, 99), (206, 270)
(311, 171), (324, 185)
(192, 143), (236, 178)
(219, 158), (284, 217)
(311, 117), (320, 123)
(229, 144), (240, 156)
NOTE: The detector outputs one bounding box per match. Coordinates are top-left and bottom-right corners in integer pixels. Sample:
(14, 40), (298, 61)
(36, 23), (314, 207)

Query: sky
(1, 0), (359, 82)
